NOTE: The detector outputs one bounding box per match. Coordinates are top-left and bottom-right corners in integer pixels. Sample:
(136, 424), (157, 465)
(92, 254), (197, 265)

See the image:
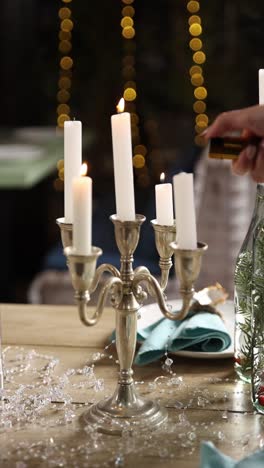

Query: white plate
(0, 144), (44, 161)
(138, 299), (234, 359)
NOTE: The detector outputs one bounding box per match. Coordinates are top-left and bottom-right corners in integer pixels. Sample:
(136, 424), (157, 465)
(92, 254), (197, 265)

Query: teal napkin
(135, 310), (231, 365)
(200, 442), (264, 468)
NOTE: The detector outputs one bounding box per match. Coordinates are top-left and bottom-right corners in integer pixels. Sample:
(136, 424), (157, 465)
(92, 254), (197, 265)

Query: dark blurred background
(0, 0), (264, 302)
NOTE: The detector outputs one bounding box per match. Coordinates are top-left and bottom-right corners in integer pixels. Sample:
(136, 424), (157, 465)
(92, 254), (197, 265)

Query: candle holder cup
(57, 215), (207, 434)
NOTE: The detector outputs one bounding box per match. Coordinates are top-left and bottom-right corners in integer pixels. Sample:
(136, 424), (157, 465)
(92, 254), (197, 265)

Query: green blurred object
(0, 127), (93, 189)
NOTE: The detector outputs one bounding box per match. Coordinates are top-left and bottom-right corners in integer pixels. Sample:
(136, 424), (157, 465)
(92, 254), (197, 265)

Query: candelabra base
(82, 382), (168, 435)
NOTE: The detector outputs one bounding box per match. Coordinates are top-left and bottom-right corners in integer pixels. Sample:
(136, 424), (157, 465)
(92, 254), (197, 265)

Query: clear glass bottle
(251, 215), (264, 413)
(234, 184), (264, 383)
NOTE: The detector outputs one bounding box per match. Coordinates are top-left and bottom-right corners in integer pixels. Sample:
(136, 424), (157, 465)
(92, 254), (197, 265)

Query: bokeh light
(130, 113), (139, 125)
(189, 38), (202, 51)
(121, 16), (134, 28)
(189, 23), (202, 36)
(196, 113), (209, 125)
(194, 86), (207, 100)
(122, 0), (134, 4)
(60, 56), (73, 70)
(59, 7), (71, 20)
(187, 1), (200, 13)
(124, 80), (136, 90)
(122, 26), (135, 39)
(57, 89), (70, 103)
(59, 31), (72, 41)
(134, 144), (147, 156)
(57, 103), (70, 115)
(123, 87), (137, 101)
(56, 159), (64, 171)
(133, 154), (145, 169)
(58, 76), (71, 89)
(193, 51), (206, 64)
(191, 73), (204, 86)
(59, 40), (72, 54)
(193, 100), (206, 113)
(53, 178), (64, 191)
(188, 15), (201, 25)
(189, 65), (202, 76)
(61, 19), (73, 32)
(58, 167), (65, 180)
(122, 6), (135, 17)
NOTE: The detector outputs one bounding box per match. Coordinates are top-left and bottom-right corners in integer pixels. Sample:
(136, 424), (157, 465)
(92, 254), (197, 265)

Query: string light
(187, 0), (208, 146)
(56, 2), (74, 128)
(55, 0), (74, 191)
(120, 0), (152, 187)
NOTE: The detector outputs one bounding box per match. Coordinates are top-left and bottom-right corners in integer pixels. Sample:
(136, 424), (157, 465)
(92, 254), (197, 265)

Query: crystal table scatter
(57, 215), (208, 434)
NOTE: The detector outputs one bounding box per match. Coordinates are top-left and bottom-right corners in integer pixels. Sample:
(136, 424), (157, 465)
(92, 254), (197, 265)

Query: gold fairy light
(189, 65), (202, 76)
(122, 26), (135, 39)
(187, 1), (200, 13)
(120, 0), (153, 186)
(187, 1), (209, 146)
(56, 0), (74, 189)
(193, 51), (206, 64)
(61, 19), (73, 32)
(193, 100), (206, 113)
(122, 6), (135, 17)
(57, 89), (70, 103)
(189, 38), (202, 51)
(188, 15), (201, 25)
(58, 7), (71, 19)
(60, 56), (73, 70)
(133, 154), (145, 169)
(194, 86), (207, 100)
(121, 16), (134, 28)
(189, 23), (202, 36)
(191, 73), (204, 86)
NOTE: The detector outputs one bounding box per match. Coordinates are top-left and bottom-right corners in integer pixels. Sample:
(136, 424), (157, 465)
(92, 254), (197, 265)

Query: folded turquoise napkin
(200, 441), (264, 468)
(135, 310), (231, 366)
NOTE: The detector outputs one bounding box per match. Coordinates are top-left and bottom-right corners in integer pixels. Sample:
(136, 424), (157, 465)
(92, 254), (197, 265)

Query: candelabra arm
(77, 276), (123, 327)
(133, 272), (194, 321)
(133, 266), (156, 299)
(90, 263), (120, 293)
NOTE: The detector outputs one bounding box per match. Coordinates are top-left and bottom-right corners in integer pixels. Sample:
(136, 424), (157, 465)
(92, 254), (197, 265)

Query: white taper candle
(173, 172), (197, 249)
(72, 164), (92, 255)
(64, 120), (82, 223)
(155, 174), (174, 225)
(111, 99), (135, 221)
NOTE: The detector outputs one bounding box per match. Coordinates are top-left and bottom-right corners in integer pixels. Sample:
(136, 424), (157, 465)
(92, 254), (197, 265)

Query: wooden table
(0, 303), (263, 467)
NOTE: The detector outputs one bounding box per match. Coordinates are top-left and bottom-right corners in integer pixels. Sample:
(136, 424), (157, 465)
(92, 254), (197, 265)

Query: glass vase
(234, 184), (264, 382)
(251, 218), (264, 413)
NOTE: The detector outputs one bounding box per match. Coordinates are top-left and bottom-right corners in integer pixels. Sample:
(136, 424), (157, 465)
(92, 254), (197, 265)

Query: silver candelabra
(57, 215), (207, 434)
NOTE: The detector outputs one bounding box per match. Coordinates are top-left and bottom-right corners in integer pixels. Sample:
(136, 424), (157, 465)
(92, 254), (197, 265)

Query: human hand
(205, 105), (264, 182)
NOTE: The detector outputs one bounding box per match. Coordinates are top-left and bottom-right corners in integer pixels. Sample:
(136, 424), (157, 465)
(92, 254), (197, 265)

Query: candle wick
(73, 117), (76, 121)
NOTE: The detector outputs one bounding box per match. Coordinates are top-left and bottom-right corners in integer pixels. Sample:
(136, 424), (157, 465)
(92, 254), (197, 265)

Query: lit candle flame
(116, 98), (125, 114)
(160, 172), (165, 183)
(80, 163), (88, 177)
